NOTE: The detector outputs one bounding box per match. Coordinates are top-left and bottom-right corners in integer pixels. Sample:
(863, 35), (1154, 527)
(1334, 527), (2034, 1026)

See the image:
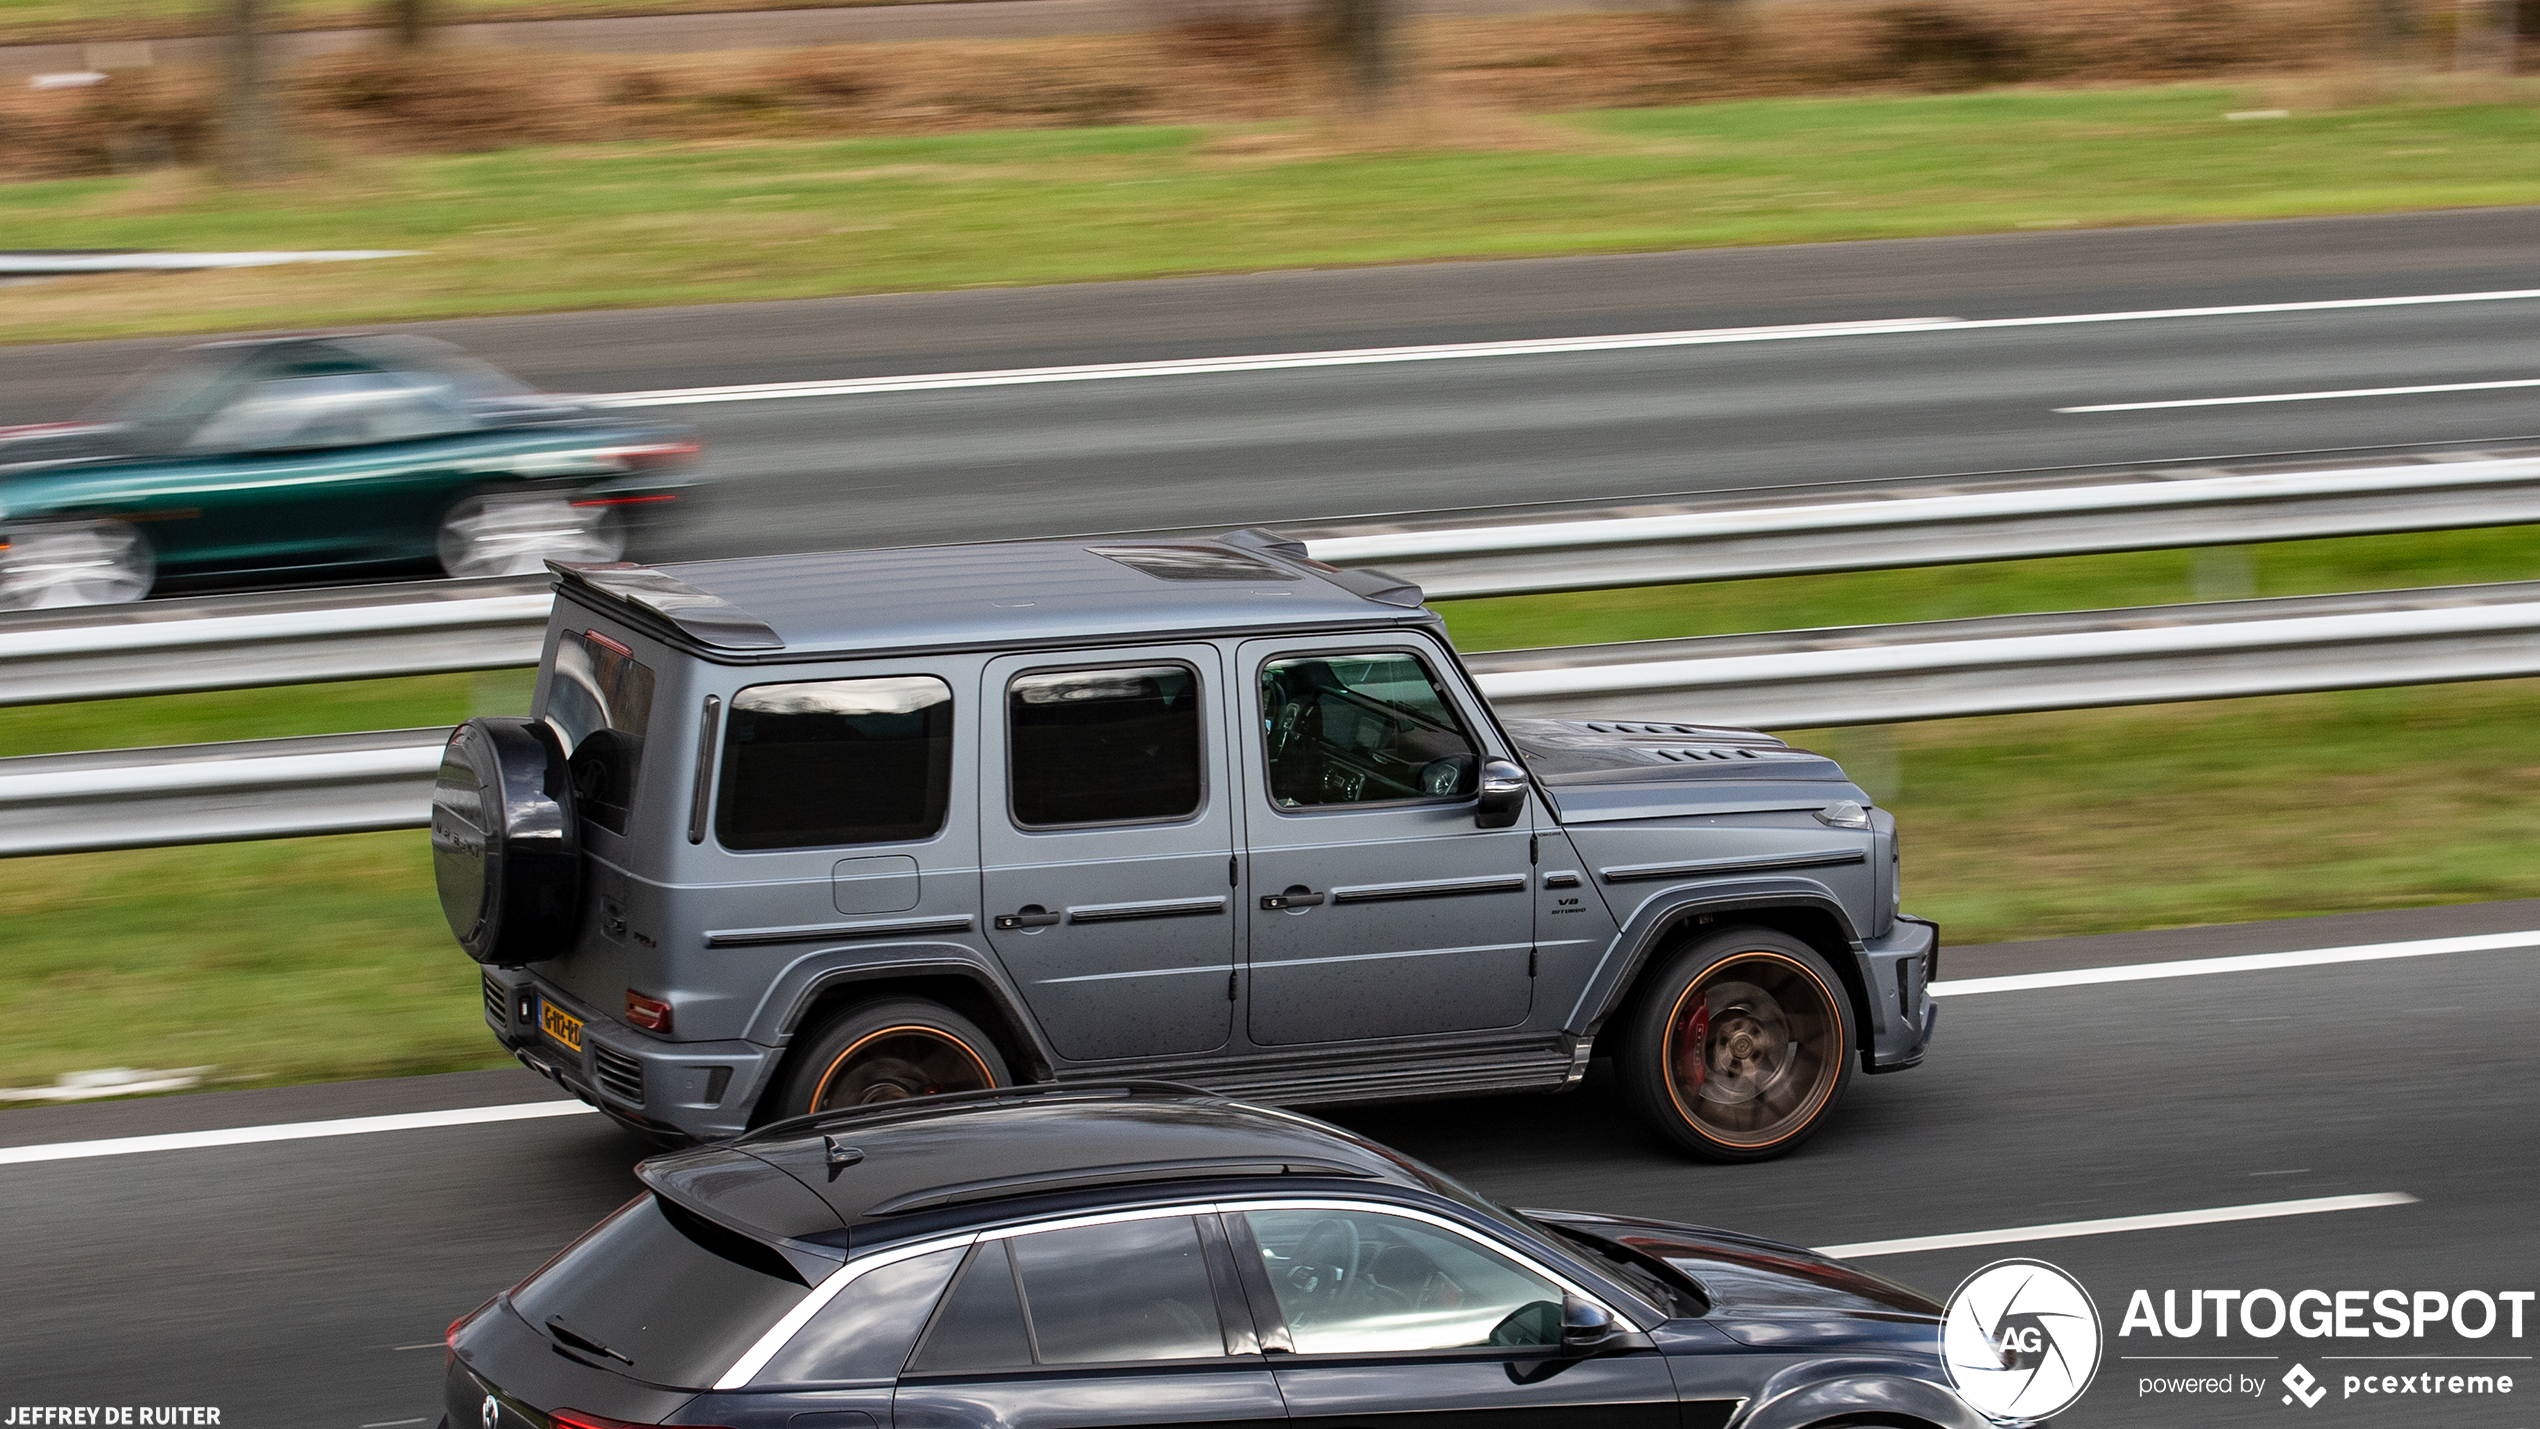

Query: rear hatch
(447, 1185), (835, 1425)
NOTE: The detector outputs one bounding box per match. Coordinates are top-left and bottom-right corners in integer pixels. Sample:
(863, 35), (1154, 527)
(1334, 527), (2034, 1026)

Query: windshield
(510, 1194), (811, 1388)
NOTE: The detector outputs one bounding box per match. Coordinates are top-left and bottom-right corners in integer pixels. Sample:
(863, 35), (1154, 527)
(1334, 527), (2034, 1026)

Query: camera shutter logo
(1942, 1258), (2103, 1422)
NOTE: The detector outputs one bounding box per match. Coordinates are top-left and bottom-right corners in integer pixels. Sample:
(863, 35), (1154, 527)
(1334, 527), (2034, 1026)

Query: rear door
(980, 647), (1238, 1064)
(1237, 638), (1535, 1046)
(891, 1212), (1286, 1429)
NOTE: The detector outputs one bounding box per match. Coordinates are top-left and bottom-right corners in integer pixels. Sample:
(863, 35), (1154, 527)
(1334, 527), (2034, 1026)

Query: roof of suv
(638, 1085), (1451, 1248)
(552, 532), (1432, 658)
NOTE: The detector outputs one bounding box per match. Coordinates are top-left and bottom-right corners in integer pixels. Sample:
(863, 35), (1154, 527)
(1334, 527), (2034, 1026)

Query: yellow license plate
(540, 1000), (584, 1053)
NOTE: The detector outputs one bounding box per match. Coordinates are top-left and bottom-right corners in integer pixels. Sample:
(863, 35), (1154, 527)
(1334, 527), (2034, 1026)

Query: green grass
(12, 86), (2540, 343)
(1433, 526), (2540, 651)
(4, 678), (2534, 1093)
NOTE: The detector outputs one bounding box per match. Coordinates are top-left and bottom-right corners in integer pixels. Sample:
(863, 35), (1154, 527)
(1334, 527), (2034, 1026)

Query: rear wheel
(770, 998), (1008, 1119)
(0, 520), (153, 609)
(436, 493), (622, 579)
(1615, 927), (1855, 1162)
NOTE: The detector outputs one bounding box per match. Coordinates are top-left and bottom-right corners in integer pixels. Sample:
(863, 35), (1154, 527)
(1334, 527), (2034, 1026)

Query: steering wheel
(1284, 1217), (1362, 1316)
(1269, 701), (1307, 759)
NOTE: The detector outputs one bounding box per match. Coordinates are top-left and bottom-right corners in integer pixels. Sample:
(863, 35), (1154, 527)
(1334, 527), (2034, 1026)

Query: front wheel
(768, 998), (1009, 1120)
(1614, 927), (1855, 1162)
(0, 520), (154, 610)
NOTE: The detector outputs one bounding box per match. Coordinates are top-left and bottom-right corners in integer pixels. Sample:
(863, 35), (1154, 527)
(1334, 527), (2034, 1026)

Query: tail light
(624, 991), (672, 1033)
(552, 1413), (732, 1429)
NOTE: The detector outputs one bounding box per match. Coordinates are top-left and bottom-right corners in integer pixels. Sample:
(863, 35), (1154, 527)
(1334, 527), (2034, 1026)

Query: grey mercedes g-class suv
(432, 530), (1936, 1161)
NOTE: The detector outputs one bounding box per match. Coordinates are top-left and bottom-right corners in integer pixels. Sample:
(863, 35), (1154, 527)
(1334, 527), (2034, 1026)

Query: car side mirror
(1475, 758), (1528, 829)
(1559, 1292), (1617, 1352)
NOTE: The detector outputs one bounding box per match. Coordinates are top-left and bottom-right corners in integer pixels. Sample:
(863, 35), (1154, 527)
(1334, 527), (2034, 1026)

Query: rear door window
(545, 630), (657, 835)
(1007, 1216), (1227, 1363)
(1006, 664), (1203, 828)
(751, 1244), (966, 1385)
(716, 675), (954, 851)
(510, 1194), (809, 1389)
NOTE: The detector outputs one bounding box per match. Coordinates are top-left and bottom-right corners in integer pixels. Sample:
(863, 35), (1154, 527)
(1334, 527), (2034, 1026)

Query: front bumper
(480, 967), (774, 1142)
(1860, 914), (1940, 1074)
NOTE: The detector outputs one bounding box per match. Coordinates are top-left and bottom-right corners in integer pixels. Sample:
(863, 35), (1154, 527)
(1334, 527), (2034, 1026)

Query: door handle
(994, 906), (1062, 931)
(1259, 887), (1326, 911)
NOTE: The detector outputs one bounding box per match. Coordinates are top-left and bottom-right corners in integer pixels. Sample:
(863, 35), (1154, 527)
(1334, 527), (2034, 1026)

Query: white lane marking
(2061, 376), (2540, 413)
(1817, 1192), (2418, 1259)
(0, 931), (2529, 1166)
(1930, 929), (2540, 997)
(583, 287), (2540, 408)
(0, 1099), (594, 1167)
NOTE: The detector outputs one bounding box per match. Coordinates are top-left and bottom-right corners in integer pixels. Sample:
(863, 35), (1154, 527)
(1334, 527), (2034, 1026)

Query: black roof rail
(866, 1156), (1382, 1217)
(735, 1079), (1223, 1146)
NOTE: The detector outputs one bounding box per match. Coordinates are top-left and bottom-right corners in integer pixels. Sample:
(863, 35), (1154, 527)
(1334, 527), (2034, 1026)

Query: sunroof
(1089, 545), (1301, 582)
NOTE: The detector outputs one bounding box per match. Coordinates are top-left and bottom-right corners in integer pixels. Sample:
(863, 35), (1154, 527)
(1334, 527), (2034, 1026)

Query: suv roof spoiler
(1218, 527), (1424, 608)
(549, 560), (785, 650)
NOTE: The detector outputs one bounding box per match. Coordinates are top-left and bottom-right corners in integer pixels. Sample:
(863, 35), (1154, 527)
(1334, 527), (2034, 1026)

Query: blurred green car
(0, 334), (699, 609)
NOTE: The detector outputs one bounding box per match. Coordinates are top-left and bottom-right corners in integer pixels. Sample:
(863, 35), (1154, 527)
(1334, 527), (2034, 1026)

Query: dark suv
(431, 531), (1936, 1161)
(443, 1084), (1979, 1429)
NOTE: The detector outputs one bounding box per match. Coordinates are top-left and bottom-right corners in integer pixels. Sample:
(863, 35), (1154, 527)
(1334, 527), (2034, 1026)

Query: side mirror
(1474, 758), (1528, 829)
(1559, 1292), (1617, 1351)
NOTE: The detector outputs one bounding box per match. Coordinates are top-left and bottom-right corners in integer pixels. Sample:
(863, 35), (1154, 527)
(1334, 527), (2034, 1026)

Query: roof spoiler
(1217, 527), (1425, 609)
(549, 561), (785, 650)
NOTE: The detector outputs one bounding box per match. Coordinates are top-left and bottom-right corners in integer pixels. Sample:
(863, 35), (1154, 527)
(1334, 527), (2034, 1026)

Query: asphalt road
(5, 207), (2540, 564)
(2, 897), (2534, 1428)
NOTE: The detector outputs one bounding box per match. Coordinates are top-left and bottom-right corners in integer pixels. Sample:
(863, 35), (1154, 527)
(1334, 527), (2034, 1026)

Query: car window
(182, 370), (475, 452)
(510, 1194), (811, 1390)
(1239, 1208), (1565, 1354)
(907, 1241), (1034, 1374)
(716, 675), (953, 851)
(752, 1245), (966, 1385)
(1259, 653), (1479, 809)
(1008, 1216), (1227, 1364)
(1007, 664), (1203, 828)
(545, 630), (657, 836)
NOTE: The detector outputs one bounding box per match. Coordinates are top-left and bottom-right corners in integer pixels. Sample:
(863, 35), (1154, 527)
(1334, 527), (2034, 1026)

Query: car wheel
(771, 999), (1009, 1119)
(1615, 926), (1855, 1162)
(0, 520), (154, 610)
(436, 494), (623, 579)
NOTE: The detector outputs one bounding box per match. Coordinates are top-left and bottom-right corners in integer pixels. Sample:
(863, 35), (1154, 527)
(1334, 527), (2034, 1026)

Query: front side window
(1008, 665), (1203, 828)
(1239, 1208), (1565, 1354)
(1259, 653), (1479, 809)
(546, 630), (657, 835)
(906, 1218), (1229, 1374)
(510, 1194), (810, 1389)
(717, 675), (953, 851)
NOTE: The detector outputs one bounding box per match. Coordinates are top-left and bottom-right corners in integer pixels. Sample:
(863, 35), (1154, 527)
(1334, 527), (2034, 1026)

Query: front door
(1228, 1205), (1680, 1429)
(1238, 639), (1535, 1046)
(981, 647), (1238, 1064)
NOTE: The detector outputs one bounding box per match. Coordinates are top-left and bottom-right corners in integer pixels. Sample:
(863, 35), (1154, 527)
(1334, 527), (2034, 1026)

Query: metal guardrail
(1305, 452), (2540, 598)
(10, 451), (2540, 708)
(12, 582), (2539, 857)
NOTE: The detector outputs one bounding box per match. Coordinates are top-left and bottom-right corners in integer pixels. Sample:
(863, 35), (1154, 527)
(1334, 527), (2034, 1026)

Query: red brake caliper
(1682, 1001), (1710, 1089)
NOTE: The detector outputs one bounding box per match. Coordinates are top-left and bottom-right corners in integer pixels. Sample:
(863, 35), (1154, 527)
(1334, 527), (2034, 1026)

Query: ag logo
(1942, 1258), (2103, 1422)
(480, 1393), (500, 1429)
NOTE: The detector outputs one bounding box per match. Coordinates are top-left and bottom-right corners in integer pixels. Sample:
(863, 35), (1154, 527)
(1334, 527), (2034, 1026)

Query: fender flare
(1571, 878), (1871, 1053)
(1739, 1366), (1984, 1429)
(748, 944), (1057, 1080)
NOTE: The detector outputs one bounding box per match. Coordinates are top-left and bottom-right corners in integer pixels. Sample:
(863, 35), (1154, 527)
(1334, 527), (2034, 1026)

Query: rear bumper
(1860, 914), (1940, 1074)
(480, 967), (773, 1142)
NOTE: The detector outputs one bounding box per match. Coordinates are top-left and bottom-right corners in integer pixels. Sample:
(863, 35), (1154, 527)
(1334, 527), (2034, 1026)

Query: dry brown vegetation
(0, 0), (2487, 179)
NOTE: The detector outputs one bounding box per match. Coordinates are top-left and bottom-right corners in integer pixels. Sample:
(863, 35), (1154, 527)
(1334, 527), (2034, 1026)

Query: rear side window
(546, 630), (657, 835)
(717, 676), (954, 851)
(511, 1195), (809, 1389)
(907, 1219), (1229, 1375)
(1007, 665), (1203, 828)
(753, 1244), (966, 1385)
